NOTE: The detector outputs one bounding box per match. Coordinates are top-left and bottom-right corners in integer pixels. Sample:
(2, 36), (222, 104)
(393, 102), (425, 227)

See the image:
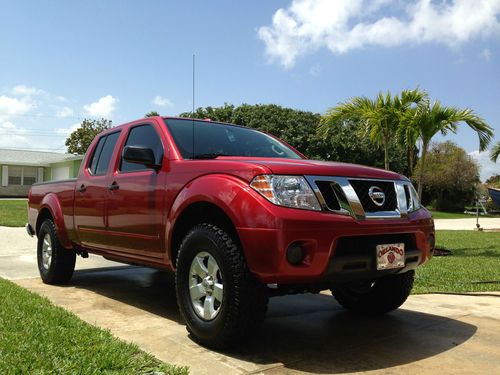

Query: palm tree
(319, 89), (426, 170)
(398, 107), (422, 176)
(491, 142), (500, 162)
(411, 101), (494, 197)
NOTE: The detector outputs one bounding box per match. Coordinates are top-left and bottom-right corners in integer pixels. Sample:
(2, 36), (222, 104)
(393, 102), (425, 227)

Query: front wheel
(331, 271), (415, 314)
(175, 224), (268, 349)
(37, 219), (76, 284)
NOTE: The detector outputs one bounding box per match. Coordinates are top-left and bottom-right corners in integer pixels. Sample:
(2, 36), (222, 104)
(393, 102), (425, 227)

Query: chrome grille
(305, 176), (411, 220)
(315, 181), (342, 211)
(349, 179), (398, 212)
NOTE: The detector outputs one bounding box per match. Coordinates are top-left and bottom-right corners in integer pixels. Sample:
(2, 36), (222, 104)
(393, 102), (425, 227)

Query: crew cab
(27, 116), (435, 348)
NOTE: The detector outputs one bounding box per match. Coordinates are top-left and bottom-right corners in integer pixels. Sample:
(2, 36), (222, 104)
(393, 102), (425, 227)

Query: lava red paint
(28, 116), (434, 285)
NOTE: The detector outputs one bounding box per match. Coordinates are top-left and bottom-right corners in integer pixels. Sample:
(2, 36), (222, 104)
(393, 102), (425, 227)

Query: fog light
(286, 242), (304, 265)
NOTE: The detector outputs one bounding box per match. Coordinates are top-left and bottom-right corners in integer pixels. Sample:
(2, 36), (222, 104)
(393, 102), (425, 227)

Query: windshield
(164, 119), (302, 159)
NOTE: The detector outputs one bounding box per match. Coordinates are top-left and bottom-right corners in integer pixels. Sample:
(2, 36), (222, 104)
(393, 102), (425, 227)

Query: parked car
(27, 116), (435, 348)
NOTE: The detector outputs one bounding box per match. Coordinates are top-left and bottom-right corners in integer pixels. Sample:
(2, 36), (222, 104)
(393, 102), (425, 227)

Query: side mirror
(122, 146), (160, 170)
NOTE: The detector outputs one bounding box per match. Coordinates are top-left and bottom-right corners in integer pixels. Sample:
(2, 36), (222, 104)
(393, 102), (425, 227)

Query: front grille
(335, 234), (417, 258)
(316, 181), (341, 211)
(349, 179), (398, 212)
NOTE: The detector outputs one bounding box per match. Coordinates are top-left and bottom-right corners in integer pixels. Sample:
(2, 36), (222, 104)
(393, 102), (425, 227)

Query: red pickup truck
(27, 116), (434, 348)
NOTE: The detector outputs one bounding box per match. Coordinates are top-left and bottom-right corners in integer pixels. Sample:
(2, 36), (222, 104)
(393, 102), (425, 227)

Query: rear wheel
(332, 271), (415, 314)
(37, 219), (76, 284)
(175, 224), (268, 349)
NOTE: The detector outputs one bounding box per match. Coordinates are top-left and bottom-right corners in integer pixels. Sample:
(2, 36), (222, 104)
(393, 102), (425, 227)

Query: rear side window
(88, 132), (120, 176)
(89, 137), (106, 174)
(120, 124), (163, 172)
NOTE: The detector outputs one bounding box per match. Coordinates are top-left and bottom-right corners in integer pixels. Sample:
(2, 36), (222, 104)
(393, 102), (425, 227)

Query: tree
(179, 103), (409, 173)
(180, 103), (328, 160)
(485, 174), (500, 186)
(408, 101), (493, 197)
(491, 142), (500, 162)
(414, 142), (480, 211)
(180, 103), (235, 122)
(316, 119), (408, 173)
(65, 118), (112, 154)
(319, 89), (426, 170)
(145, 111), (160, 117)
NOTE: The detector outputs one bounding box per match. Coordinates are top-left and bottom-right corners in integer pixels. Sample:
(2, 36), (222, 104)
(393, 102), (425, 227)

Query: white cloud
(0, 95), (34, 116)
(0, 121), (31, 148)
(55, 95), (67, 102)
(56, 106), (74, 118)
(152, 95), (173, 107)
(258, 0), (500, 67)
(309, 64), (321, 76)
(1, 121), (17, 129)
(469, 149), (500, 182)
(12, 85), (46, 96)
(481, 47), (492, 61)
(83, 95), (118, 118)
(55, 123), (81, 135)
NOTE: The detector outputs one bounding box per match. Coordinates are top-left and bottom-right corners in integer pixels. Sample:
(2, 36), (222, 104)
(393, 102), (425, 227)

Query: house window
(23, 167), (37, 185)
(8, 166), (22, 185)
(7, 166), (38, 186)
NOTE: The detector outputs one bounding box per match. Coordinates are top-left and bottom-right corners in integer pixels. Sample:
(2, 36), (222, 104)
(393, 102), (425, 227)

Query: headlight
(406, 183), (421, 212)
(250, 175), (321, 211)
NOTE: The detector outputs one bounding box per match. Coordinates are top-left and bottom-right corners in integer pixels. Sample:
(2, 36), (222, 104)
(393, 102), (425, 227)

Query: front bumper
(237, 207), (434, 284)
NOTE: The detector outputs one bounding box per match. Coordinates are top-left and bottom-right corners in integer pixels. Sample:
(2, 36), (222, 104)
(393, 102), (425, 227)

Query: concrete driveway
(2, 226), (500, 374)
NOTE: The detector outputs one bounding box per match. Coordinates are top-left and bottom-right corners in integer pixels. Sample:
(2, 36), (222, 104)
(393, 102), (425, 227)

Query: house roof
(0, 149), (83, 167)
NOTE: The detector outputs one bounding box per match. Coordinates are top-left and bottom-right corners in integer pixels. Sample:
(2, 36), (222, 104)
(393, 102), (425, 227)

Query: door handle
(108, 182), (119, 191)
(77, 184), (86, 193)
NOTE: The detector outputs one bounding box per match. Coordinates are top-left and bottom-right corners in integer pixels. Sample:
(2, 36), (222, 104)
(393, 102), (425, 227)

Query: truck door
(74, 131), (121, 249)
(105, 123), (166, 258)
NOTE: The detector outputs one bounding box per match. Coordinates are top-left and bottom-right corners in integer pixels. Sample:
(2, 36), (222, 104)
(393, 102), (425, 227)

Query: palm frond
(490, 142), (500, 162)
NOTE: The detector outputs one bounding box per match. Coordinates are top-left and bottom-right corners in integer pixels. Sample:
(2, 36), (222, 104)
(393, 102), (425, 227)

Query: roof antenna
(192, 54), (195, 159)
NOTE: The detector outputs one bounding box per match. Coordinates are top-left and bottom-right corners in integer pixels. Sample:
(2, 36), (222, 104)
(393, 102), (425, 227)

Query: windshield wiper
(191, 153), (231, 159)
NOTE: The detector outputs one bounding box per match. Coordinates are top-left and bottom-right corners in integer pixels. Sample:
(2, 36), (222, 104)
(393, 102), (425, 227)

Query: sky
(0, 0), (499, 180)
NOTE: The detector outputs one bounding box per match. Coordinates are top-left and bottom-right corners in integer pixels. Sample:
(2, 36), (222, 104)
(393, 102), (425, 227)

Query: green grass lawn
(0, 278), (188, 374)
(414, 230), (500, 294)
(0, 199), (27, 227)
(428, 210), (472, 219)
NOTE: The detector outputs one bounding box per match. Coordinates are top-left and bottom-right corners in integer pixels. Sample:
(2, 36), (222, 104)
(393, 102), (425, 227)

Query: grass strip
(0, 278), (188, 374)
(0, 200), (27, 227)
(414, 230), (500, 293)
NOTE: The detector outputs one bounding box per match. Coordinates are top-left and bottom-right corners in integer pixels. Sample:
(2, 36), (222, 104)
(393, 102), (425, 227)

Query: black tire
(175, 224), (268, 349)
(332, 271), (415, 314)
(37, 219), (76, 284)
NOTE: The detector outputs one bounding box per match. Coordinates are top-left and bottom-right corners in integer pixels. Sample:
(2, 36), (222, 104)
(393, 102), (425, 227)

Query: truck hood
(218, 157), (405, 181)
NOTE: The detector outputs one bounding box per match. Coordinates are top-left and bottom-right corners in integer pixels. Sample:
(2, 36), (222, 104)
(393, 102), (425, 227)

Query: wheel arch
(36, 193), (72, 248)
(169, 201), (240, 269)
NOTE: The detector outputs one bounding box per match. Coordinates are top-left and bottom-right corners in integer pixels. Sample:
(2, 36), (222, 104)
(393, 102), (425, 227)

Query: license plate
(376, 243), (405, 270)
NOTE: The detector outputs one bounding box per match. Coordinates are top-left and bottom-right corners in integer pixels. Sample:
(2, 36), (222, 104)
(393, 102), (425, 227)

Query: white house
(0, 149), (83, 197)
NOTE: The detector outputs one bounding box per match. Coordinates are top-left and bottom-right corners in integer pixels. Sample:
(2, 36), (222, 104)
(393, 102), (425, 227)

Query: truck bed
(28, 178), (77, 242)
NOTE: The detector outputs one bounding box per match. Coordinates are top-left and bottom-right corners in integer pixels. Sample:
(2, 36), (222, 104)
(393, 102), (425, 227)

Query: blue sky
(0, 0), (499, 179)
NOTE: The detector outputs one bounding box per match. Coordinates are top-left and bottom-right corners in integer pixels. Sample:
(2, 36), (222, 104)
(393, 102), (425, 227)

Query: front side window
(88, 132), (120, 175)
(164, 119), (301, 159)
(120, 124), (163, 172)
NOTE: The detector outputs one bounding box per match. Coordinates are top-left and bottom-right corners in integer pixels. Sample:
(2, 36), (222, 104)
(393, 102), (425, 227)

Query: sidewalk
(434, 218), (500, 230)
